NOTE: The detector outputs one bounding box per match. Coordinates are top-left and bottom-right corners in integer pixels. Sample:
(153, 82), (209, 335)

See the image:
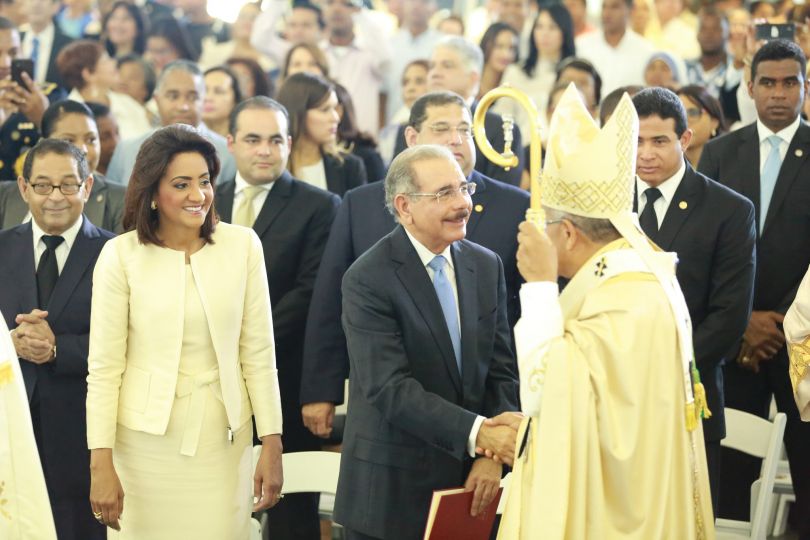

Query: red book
(423, 487), (503, 540)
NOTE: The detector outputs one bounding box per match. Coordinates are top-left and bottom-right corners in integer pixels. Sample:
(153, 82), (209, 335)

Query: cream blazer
(86, 223), (282, 449)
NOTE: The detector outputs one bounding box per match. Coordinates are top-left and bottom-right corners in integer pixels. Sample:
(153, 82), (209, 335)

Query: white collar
(31, 213), (83, 251)
(404, 228), (455, 271)
(234, 171), (275, 194)
(756, 115), (801, 145)
(637, 159), (686, 205)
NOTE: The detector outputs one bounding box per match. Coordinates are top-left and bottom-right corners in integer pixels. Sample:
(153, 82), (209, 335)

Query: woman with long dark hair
(477, 22), (519, 99)
(497, 4), (576, 141)
(334, 82), (385, 181)
(276, 73), (367, 195)
(87, 125), (284, 537)
(202, 65), (243, 138)
(101, 1), (148, 59)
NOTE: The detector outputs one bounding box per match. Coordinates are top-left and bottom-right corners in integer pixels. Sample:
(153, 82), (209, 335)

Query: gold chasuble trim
(789, 337), (810, 393)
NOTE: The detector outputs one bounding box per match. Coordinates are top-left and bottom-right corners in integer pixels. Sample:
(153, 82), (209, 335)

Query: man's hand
(475, 421), (517, 466)
(516, 220), (558, 283)
(0, 78), (25, 128)
(253, 434), (284, 511)
(11, 310), (55, 364)
(464, 457), (502, 517)
(301, 402), (336, 438)
(16, 72), (48, 128)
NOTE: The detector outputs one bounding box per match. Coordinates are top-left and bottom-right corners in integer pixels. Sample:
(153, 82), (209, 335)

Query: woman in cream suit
(86, 125), (284, 538)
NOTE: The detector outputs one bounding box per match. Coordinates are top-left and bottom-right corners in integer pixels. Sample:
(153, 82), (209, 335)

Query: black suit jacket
(299, 171), (529, 406)
(0, 217), (113, 499)
(698, 121), (810, 315)
(393, 108), (524, 186)
(21, 24), (73, 90)
(323, 152), (368, 196)
(0, 173), (125, 233)
(333, 226), (519, 539)
(636, 162), (756, 440)
(215, 172), (340, 449)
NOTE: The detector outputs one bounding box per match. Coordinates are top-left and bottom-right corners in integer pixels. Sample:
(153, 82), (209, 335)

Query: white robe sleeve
(785, 265), (810, 421)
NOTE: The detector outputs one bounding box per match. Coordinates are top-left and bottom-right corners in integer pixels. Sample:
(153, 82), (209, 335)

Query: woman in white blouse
(87, 125), (284, 537)
(56, 40), (152, 141)
(496, 4), (577, 145)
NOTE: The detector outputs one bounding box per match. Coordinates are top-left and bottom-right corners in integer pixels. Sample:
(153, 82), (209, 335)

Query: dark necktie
(37, 235), (64, 309)
(639, 187), (662, 239)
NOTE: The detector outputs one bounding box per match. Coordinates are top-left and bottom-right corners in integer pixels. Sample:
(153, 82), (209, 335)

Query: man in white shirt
(216, 96), (339, 540)
(106, 60), (236, 185)
(0, 138), (114, 540)
(575, 0), (654, 95)
(250, 1), (325, 68)
(321, 0), (390, 136)
(384, 0), (441, 122)
(697, 39), (810, 534)
(20, 0), (71, 89)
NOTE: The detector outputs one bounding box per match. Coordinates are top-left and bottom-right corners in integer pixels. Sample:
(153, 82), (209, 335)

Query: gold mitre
(542, 83), (639, 219)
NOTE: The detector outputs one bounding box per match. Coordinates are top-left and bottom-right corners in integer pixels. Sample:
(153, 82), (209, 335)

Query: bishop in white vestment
(785, 265), (810, 421)
(492, 85), (715, 539)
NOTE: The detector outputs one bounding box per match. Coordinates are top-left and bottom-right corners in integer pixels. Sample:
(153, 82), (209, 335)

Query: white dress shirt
(383, 27), (442, 122)
(575, 29), (655, 96)
(757, 115), (801, 174)
(22, 23), (55, 84)
(68, 88), (153, 141)
(31, 215), (83, 275)
(635, 160), (686, 229)
(403, 229), (483, 456)
(231, 171), (273, 224)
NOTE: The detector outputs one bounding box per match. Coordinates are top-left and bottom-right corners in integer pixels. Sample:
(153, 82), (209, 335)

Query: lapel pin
(96, 194), (104, 202)
(679, 201), (688, 210)
(474, 204), (483, 213)
(795, 149), (804, 157)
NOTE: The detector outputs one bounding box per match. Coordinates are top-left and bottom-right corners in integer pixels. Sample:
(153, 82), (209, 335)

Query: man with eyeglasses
(0, 138), (113, 540)
(333, 144), (519, 540)
(299, 91), (528, 442)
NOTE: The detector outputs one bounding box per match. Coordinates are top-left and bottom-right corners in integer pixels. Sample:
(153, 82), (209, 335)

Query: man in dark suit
(334, 145), (519, 540)
(697, 39), (810, 538)
(20, 2), (72, 90)
(393, 36), (524, 187)
(0, 139), (113, 539)
(215, 96), (340, 540)
(300, 91), (529, 439)
(631, 87), (757, 511)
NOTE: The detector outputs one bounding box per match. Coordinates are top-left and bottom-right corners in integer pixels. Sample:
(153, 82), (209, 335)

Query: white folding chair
(715, 409), (787, 540)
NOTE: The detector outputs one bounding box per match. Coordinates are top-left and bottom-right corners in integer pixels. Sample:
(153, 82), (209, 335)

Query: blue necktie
(428, 255), (462, 375)
(760, 135), (782, 233)
(31, 37), (40, 79)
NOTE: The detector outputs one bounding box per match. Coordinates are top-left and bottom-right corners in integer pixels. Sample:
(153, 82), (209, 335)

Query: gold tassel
(693, 382), (712, 420)
(685, 402), (697, 432)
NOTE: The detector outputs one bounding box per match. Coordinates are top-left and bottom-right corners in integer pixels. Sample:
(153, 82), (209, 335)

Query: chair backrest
(281, 451), (341, 496)
(721, 408), (787, 540)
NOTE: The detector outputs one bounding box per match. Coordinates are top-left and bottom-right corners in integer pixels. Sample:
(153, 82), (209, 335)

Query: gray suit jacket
(105, 124), (236, 186)
(0, 173), (125, 233)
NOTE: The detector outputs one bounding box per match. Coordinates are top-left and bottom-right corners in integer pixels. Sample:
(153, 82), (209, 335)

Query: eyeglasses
(544, 219), (564, 226)
(425, 123), (473, 139)
(685, 107), (703, 119)
(408, 181), (477, 203)
(27, 181), (85, 196)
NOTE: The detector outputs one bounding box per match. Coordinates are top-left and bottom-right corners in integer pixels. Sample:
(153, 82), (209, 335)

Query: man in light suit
(215, 96), (340, 540)
(632, 87), (757, 511)
(697, 39), (810, 537)
(334, 145), (520, 539)
(392, 36), (524, 186)
(106, 59), (236, 185)
(0, 139), (114, 540)
(300, 91), (528, 440)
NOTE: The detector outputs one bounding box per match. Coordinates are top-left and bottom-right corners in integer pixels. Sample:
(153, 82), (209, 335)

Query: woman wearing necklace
(86, 125), (284, 538)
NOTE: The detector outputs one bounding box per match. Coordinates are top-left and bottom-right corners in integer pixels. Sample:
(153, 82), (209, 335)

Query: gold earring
(151, 201), (157, 210)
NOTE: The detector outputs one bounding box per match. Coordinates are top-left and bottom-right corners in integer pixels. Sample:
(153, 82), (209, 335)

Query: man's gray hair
(385, 145), (457, 221)
(436, 36), (484, 75)
(156, 59), (203, 93)
(544, 207), (621, 243)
